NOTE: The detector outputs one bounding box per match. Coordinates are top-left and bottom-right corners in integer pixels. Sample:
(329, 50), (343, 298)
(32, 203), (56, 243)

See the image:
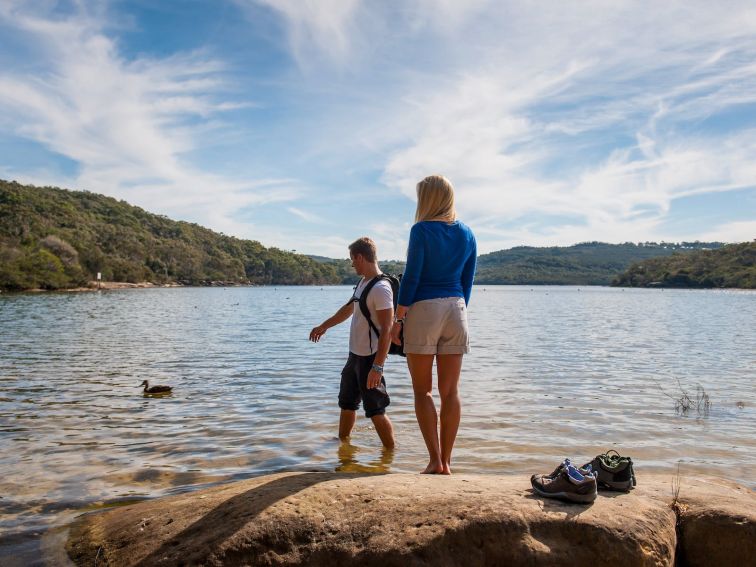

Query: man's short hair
(348, 237), (377, 263)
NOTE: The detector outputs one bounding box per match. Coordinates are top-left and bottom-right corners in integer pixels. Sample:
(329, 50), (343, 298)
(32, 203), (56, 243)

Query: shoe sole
(531, 480), (597, 503)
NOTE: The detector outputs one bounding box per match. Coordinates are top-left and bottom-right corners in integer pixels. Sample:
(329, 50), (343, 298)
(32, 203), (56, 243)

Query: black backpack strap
(358, 276), (383, 351)
(346, 281), (360, 306)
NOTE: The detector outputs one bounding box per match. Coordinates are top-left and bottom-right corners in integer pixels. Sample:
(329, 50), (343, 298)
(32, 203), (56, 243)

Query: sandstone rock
(673, 477), (754, 567)
(65, 472), (754, 566)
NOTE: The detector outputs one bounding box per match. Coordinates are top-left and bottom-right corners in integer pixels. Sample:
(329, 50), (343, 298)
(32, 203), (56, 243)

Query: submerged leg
(339, 409), (356, 440)
(370, 413), (395, 449)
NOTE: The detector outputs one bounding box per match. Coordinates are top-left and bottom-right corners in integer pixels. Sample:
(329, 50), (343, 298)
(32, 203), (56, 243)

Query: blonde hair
(415, 175), (457, 223)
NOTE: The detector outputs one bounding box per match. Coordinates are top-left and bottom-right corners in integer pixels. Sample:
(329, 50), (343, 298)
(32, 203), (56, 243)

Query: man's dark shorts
(339, 352), (391, 418)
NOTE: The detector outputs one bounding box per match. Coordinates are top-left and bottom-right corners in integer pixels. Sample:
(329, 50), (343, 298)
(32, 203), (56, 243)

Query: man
(309, 237), (395, 449)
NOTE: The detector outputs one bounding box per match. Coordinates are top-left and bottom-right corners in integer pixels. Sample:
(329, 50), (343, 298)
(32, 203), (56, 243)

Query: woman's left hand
(390, 321), (402, 345)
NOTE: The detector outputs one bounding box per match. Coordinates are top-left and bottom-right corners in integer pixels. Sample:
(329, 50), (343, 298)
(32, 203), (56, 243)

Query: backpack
(582, 450), (636, 491)
(352, 274), (405, 357)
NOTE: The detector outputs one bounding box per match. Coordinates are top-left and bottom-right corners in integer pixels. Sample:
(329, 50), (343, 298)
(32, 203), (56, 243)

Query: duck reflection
(336, 441), (394, 473)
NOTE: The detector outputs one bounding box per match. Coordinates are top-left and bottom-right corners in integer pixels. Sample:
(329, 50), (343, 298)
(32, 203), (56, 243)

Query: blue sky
(1, 1), (754, 259)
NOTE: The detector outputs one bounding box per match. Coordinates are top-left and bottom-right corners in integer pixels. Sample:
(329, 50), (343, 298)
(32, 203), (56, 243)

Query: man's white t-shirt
(349, 276), (394, 356)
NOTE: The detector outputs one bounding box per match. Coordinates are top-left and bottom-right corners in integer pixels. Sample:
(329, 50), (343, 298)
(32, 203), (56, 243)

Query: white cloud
(697, 221), (756, 243)
(2, 1), (755, 257)
(0, 2), (293, 237)
(368, 2), (756, 251)
(244, 1), (756, 252)
(247, 0), (361, 69)
(286, 207), (323, 224)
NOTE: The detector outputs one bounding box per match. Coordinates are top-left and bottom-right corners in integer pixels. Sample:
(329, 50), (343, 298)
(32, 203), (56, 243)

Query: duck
(140, 380), (172, 394)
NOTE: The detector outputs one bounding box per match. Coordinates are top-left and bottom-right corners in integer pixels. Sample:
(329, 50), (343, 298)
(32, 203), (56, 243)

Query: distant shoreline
(17, 281), (185, 293)
(3, 281), (755, 294)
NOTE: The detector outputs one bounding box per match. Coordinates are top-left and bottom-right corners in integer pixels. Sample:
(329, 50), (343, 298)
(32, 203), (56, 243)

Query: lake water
(1, 285), (754, 564)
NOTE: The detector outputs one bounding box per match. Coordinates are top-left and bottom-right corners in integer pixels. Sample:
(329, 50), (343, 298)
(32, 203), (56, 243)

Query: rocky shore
(66, 472), (753, 566)
(15, 280), (247, 293)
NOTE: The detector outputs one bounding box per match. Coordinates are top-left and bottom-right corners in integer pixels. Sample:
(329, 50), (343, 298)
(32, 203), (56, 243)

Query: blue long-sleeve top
(397, 220), (477, 307)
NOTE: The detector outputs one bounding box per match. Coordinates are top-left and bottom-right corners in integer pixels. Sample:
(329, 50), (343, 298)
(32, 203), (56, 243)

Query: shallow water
(0, 285), (754, 564)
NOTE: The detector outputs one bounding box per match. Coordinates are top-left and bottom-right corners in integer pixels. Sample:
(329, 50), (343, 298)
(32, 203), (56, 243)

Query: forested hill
(612, 241), (755, 288)
(0, 179), (740, 291)
(474, 241), (725, 285)
(0, 180), (341, 291)
(315, 241), (727, 286)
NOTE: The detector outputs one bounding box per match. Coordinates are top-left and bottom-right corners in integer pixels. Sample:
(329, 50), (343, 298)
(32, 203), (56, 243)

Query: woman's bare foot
(422, 460), (444, 474)
(441, 463), (452, 475)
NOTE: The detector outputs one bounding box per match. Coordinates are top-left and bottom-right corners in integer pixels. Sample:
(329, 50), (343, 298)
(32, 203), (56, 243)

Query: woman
(391, 175), (477, 474)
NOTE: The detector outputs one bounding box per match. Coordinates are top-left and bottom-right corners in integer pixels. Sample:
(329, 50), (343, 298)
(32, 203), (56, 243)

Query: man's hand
(367, 368), (383, 389)
(309, 324), (327, 342)
(311, 303), (353, 343)
(390, 321), (402, 346)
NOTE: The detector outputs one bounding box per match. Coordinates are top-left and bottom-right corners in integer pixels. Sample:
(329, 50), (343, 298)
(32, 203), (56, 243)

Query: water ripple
(0, 286), (754, 556)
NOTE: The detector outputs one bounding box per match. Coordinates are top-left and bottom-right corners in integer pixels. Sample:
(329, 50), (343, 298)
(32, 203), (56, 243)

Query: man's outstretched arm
(309, 301), (353, 342)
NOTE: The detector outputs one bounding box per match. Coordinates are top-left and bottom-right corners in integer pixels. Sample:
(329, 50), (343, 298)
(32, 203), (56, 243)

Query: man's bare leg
(339, 409), (356, 440)
(407, 353), (443, 474)
(370, 414), (395, 449)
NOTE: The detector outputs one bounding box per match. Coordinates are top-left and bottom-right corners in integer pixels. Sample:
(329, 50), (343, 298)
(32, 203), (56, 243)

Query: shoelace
(560, 459), (597, 483)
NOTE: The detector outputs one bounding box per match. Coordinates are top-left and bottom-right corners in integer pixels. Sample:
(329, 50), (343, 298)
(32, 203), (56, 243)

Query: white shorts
(403, 297), (470, 355)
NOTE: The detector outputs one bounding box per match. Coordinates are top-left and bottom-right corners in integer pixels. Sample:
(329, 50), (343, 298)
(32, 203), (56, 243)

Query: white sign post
(97, 272), (101, 290)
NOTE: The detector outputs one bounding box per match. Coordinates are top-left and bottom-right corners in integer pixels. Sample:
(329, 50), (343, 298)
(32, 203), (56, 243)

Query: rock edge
(66, 472), (754, 567)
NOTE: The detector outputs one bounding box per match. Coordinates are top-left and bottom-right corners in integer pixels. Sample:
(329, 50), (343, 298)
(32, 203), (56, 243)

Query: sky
(0, 0), (755, 259)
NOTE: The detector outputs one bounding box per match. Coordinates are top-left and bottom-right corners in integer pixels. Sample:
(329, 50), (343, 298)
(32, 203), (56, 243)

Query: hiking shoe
(531, 463), (597, 504)
(582, 450), (636, 491)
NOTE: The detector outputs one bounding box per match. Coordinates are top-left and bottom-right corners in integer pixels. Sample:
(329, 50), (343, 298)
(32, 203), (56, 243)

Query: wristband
(371, 363), (384, 374)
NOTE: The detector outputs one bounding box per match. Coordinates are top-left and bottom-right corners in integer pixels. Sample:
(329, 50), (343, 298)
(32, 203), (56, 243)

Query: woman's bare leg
(407, 353), (443, 473)
(437, 354), (463, 475)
